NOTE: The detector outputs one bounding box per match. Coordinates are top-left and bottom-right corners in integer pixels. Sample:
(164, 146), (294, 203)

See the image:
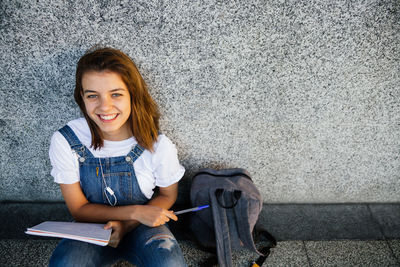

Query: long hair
(74, 47), (160, 151)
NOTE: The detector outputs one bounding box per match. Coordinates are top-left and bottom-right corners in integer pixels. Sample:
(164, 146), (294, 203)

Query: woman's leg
(119, 224), (187, 267)
(49, 238), (119, 267)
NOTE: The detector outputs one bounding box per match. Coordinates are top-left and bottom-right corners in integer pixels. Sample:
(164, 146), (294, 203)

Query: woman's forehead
(82, 71), (128, 91)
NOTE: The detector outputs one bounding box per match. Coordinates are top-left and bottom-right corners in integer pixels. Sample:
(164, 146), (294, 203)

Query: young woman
(48, 47), (187, 266)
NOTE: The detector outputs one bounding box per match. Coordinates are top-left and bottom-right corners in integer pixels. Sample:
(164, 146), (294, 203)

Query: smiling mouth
(97, 114), (119, 122)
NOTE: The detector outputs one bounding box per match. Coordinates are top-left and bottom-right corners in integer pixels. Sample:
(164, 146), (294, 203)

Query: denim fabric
(57, 125), (148, 206)
(49, 225), (186, 267)
(49, 125), (186, 267)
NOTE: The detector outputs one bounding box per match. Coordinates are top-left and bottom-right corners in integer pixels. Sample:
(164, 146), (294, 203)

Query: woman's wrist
(129, 205), (140, 221)
(123, 220), (140, 233)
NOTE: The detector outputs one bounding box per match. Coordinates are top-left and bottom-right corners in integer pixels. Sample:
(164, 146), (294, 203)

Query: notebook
(25, 221), (111, 246)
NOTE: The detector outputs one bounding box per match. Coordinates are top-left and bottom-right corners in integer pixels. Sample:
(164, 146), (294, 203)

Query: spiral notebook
(25, 221), (111, 246)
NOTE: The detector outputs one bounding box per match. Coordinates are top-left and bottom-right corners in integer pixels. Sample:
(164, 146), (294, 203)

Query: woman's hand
(104, 221), (128, 248)
(134, 205), (178, 227)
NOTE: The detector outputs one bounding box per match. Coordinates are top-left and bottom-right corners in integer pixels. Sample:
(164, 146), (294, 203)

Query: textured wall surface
(0, 0), (399, 203)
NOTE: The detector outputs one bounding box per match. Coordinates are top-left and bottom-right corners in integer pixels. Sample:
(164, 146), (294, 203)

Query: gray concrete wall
(0, 0), (399, 203)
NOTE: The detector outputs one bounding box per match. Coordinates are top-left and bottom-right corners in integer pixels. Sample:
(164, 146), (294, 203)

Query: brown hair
(74, 47), (160, 151)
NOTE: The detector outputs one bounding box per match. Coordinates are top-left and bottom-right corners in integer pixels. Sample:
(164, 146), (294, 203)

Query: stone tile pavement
(1, 239), (398, 266)
(1, 202), (399, 266)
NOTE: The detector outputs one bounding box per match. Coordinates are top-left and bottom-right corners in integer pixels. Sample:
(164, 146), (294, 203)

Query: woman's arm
(104, 183), (179, 247)
(148, 182), (178, 209)
(60, 182), (178, 226)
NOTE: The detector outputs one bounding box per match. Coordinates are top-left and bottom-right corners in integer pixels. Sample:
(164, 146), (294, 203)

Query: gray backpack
(189, 168), (276, 267)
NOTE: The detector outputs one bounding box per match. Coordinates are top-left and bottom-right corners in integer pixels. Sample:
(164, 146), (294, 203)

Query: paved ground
(1, 202), (399, 266)
(1, 239), (399, 266)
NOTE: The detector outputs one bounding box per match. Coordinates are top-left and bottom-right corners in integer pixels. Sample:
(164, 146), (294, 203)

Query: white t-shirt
(49, 118), (185, 199)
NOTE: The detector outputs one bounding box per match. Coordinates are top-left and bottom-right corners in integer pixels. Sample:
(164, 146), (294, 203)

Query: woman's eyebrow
(83, 88), (126, 94)
(83, 89), (97, 94)
(110, 88), (126, 92)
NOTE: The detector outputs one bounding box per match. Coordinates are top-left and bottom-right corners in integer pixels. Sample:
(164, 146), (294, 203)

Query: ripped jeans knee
(121, 224), (187, 267)
(145, 233), (177, 250)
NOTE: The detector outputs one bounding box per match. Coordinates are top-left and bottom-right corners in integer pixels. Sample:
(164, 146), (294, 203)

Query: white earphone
(98, 158), (117, 206)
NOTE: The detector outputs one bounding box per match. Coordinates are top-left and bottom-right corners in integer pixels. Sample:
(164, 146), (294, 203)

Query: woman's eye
(87, 95), (97, 99)
(112, 93), (122, 97)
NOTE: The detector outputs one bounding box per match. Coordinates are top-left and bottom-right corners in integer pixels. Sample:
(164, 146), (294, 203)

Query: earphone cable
(98, 158), (117, 206)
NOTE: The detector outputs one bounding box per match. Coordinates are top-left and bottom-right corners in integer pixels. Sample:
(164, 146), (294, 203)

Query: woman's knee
(142, 233), (186, 267)
(122, 225), (187, 267)
(49, 239), (115, 267)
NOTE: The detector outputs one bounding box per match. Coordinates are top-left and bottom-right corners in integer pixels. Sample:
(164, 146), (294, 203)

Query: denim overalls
(49, 125), (187, 267)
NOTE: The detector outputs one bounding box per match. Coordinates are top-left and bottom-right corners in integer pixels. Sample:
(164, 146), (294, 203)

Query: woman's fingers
(108, 238), (119, 248)
(157, 210), (177, 225)
(104, 221), (113, 230)
(164, 210), (178, 221)
(104, 221), (125, 248)
(136, 205), (178, 227)
(150, 209), (177, 226)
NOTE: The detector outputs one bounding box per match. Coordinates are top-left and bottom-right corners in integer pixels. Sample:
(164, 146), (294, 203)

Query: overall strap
(127, 144), (145, 162)
(58, 125), (94, 158)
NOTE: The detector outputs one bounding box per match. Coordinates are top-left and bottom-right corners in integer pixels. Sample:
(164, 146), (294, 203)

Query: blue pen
(174, 205), (210, 215)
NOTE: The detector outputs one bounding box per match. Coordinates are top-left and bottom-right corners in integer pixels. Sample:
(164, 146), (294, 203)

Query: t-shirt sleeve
(152, 135), (185, 187)
(49, 131), (80, 184)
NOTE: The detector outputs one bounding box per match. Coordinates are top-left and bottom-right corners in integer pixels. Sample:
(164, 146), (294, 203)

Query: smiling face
(82, 71), (132, 141)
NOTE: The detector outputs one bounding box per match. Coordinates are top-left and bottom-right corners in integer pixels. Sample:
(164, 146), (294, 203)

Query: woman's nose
(99, 96), (112, 111)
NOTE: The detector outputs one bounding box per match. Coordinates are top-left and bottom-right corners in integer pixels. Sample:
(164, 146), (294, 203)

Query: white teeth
(99, 114), (118, 120)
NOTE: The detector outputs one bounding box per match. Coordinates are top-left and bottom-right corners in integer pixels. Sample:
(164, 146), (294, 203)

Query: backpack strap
(209, 188), (233, 267)
(234, 195), (262, 255)
(234, 195), (277, 266)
